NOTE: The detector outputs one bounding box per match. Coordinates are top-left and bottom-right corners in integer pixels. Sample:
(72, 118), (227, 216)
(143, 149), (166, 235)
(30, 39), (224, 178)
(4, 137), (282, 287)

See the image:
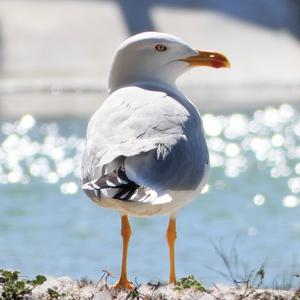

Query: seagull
(81, 32), (230, 289)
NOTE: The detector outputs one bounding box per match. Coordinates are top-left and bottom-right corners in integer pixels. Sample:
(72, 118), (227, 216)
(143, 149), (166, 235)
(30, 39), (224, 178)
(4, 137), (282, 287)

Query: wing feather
(81, 85), (209, 201)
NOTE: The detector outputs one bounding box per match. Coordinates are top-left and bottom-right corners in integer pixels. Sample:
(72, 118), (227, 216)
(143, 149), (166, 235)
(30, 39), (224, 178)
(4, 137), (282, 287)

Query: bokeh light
(1, 104), (300, 210)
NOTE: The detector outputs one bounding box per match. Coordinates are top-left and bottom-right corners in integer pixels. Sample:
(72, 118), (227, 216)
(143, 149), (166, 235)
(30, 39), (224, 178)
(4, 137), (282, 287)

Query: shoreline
(1, 79), (300, 119)
(1, 0), (300, 120)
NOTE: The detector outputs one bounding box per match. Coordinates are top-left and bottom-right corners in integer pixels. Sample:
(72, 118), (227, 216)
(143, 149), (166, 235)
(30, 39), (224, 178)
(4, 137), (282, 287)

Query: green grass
(0, 269), (46, 299)
(174, 275), (205, 292)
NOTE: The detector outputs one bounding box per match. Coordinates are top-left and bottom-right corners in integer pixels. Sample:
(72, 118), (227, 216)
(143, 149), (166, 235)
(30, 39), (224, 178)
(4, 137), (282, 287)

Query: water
(1, 104), (300, 287)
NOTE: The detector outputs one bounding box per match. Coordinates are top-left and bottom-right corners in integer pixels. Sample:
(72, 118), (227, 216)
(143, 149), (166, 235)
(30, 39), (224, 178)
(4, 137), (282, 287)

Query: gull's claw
(114, 279), (134, 290)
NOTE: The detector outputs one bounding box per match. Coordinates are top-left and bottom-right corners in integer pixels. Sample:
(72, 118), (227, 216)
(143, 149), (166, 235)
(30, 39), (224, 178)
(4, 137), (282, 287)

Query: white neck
(107, 52), (188, 94)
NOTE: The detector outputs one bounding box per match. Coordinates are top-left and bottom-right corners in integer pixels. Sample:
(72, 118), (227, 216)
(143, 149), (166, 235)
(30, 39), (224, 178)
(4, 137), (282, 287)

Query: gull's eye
(155, 44), (167, 52)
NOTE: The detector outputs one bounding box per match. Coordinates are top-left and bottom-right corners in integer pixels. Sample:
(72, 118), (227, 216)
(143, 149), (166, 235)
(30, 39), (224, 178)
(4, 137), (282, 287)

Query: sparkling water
(1, 104), (300, 287)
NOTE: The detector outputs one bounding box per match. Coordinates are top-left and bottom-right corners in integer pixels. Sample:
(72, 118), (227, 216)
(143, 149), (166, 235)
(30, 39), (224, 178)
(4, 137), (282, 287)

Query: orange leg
(114, 215), (133, 289)
(167, 217), (177, 284)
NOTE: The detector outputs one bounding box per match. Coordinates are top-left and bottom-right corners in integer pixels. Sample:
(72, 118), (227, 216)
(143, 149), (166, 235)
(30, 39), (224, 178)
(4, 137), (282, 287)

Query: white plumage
(80, 31), (230, 288)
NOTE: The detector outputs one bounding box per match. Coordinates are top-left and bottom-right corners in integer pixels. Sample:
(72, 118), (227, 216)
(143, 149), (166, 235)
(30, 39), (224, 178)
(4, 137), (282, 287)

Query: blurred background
(0, 0), (300, 288)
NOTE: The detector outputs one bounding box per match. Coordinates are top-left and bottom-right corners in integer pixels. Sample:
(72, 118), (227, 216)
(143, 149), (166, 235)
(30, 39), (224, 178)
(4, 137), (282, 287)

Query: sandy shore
(1, 275), (298, 300)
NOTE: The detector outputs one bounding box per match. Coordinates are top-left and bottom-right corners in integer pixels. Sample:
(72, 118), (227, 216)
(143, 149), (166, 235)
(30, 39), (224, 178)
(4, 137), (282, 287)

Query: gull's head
(108, 32), (230, 93)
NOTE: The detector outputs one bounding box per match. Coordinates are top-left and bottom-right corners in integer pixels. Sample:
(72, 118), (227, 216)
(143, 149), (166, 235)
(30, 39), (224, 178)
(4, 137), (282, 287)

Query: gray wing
(81, 86), (209, 199)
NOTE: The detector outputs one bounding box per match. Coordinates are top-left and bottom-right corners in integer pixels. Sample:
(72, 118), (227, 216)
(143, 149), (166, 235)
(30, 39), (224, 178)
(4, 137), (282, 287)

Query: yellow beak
(182, 50), (230, 69)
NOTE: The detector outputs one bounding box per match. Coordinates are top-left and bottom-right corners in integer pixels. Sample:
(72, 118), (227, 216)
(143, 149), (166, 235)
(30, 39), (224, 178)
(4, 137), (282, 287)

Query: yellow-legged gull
(81, 32), (230, 289)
